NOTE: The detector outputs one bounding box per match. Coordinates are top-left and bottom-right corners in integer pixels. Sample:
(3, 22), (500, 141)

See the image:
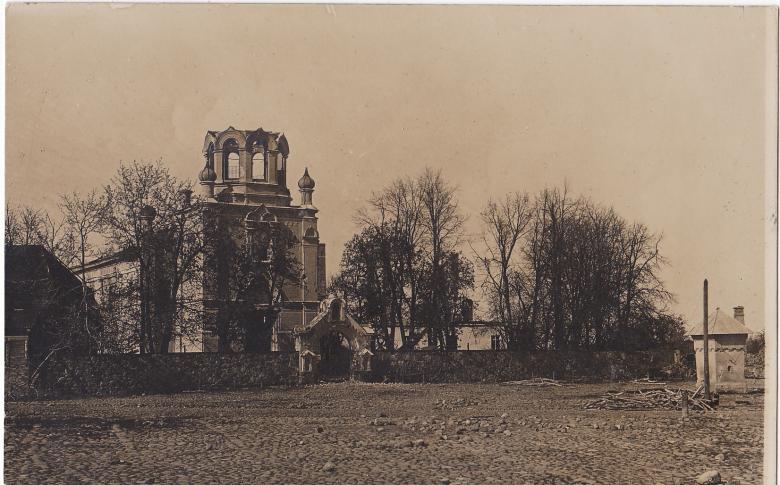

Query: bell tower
(197, 127), (326, 353)
(198, 127), (292, 207)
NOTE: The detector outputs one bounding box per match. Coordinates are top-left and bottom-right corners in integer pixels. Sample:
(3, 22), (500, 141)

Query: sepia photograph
(3, 4), (778, 484)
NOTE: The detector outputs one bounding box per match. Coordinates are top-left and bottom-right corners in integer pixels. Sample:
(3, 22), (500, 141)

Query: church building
(73, 126), (374, 374)
(197, 127), (327, 352)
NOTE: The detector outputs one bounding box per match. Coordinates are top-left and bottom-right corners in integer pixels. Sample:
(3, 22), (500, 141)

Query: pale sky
(6, 5), (776, 331)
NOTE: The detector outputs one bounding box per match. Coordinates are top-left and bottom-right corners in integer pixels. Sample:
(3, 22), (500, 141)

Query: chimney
(733, 306), (745, 324)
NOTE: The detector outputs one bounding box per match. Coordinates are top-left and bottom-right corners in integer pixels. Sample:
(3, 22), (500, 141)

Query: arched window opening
(227, 152), (240, 179)
(222, 139), (240, 180)
(252, 151), (266, 181)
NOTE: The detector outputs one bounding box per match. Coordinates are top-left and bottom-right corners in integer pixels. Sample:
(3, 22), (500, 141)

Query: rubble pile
(583, 386), (717, 411)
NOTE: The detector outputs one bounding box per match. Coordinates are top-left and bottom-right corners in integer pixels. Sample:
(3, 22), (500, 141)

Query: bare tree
(60, 190), (106, 275)
(5, 203), (76, 264)
(355, 176), (426, 349)
(330, 223), (419, 349)
(5, 205), (22, 246)
(39, 211), (76, 266)
(102, 161), (204, 354)
(332, 168), (472, 351)
(5, 204), (44, 246)
(59, 190), (108, 346)
(477, 185), (681, 352)
(19, 206), (45, 245)
(476, 192), (532, 349)
(418, 168), (467, 348)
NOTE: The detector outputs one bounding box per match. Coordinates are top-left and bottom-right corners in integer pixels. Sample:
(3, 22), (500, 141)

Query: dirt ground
(4, 381), (765, 484)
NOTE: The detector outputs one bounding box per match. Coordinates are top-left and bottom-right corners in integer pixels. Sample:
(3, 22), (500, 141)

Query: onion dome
(298, 167), (315, 190)
(199, 162), (217, 182)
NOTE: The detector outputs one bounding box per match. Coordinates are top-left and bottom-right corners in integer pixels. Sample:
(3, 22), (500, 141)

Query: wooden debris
(583, 386), (717, 411)
(500, 378), (563, 387)
(631, 377), (668, 385)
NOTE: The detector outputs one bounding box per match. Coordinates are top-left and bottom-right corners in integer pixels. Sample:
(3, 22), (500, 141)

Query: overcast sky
(6, 5), (776, 331)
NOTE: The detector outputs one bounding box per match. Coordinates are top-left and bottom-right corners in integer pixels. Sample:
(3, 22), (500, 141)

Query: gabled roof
(688, 307), (749, 336)
(297, 305), (367, 339)
(6, 245), (82, 289)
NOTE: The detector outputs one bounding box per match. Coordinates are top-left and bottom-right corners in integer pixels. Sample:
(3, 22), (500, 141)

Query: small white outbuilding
(688, 306), (749, 391)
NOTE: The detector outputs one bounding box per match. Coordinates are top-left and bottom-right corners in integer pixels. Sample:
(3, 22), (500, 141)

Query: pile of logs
(583, 386), (717, 411)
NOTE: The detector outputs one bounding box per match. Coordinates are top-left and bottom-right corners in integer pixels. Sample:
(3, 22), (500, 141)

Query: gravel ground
(4, 381), (765, 484)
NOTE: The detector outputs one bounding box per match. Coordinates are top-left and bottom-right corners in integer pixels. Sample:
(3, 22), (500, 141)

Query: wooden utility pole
(703, 279), (711, 400)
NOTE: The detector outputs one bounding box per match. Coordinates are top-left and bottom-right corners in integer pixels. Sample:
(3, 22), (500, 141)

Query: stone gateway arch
(295, 298), (373, 381)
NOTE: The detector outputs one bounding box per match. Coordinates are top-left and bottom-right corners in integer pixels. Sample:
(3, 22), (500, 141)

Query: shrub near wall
(37, 352), (299, 398)
(370, 350), (678, 383)
(745, 350), (765, 379)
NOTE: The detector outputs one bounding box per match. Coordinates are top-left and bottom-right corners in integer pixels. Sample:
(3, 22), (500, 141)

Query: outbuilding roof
(688, 307), (750, 337)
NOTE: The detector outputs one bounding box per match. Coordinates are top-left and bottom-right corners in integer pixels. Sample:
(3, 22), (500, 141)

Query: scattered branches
(584, 386), (716, 411)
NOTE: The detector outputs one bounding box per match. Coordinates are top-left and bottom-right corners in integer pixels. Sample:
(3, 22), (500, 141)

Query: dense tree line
(330, 169), (474, 350)
(478, 186), (685, 351)
(333, 171), (684, 352)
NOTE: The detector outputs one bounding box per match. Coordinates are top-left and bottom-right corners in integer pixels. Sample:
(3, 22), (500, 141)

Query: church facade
(197, 127), (327, 353)
(76, 127), (331, 354)
(68, 126), (373, 378)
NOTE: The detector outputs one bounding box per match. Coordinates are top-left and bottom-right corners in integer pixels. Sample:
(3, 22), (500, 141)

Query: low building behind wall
(389, 323), (504, 351)
(457, 324), (503, 350)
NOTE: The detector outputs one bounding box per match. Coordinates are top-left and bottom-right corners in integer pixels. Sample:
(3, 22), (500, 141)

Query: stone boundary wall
(19, 349), (684, 399)
(35, 352), (299, 398)
(369, 350), (679, 383)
